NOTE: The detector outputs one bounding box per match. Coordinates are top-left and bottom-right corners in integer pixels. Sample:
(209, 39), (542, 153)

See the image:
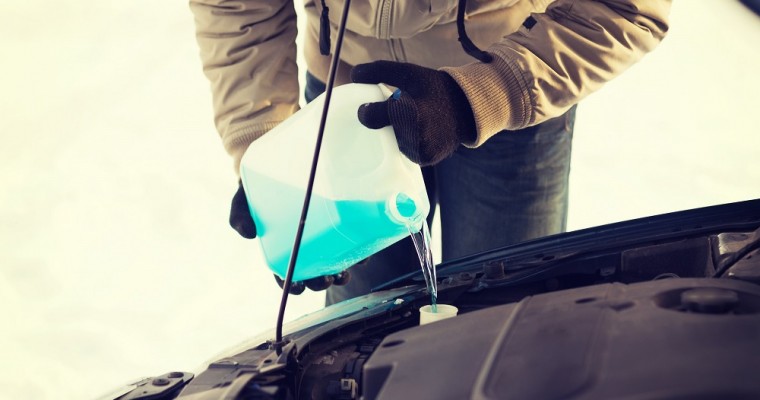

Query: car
(103, 198), (760, 400)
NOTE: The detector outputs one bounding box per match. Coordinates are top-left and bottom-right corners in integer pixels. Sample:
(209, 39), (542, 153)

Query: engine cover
(362, 278), (760, 400)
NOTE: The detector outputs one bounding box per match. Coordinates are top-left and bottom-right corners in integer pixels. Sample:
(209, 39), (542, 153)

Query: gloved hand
(351, 61), (477, 166)
(229, 181), (351, 293)
(230, 181), (257, 239)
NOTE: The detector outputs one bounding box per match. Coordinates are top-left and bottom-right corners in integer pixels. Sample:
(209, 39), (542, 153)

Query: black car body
(110, 199), (760, 400)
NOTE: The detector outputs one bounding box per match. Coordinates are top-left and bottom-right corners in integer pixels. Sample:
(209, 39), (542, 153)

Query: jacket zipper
(378, 0), (393, 39)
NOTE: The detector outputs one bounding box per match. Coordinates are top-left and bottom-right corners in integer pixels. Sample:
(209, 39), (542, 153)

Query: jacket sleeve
(189, 0), (300, 172)
(443, 0), (672, 146)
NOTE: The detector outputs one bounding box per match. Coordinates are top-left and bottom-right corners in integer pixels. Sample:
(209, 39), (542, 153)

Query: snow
(0, 1), (758, 399)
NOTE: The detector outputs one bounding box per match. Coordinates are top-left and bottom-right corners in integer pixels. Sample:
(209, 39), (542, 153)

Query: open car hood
(110, 199), (760, 400)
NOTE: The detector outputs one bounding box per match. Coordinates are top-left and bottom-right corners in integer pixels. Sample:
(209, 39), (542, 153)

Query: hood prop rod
(274, 0), (352, 354)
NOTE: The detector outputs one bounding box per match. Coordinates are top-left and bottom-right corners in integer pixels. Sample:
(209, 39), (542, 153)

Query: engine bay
(291, 226), (760, 399)
(124, 200), (760, 400)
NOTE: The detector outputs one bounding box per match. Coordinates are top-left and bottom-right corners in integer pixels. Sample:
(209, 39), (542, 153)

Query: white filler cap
(419, 304), (458, 325)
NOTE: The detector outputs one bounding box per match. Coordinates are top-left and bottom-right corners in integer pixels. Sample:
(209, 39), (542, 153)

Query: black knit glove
(229, 181), (351, 293)
(230, 181), (257, 239)
(351, 61), (477, 166)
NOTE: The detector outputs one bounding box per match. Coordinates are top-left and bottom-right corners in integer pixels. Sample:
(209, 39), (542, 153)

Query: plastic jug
(240, 83), (430, 282)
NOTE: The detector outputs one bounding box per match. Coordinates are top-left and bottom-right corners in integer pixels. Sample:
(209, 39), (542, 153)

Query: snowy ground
(1, 1), (758, 399)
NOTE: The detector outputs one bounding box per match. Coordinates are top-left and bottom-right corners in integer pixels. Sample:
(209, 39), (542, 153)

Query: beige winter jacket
(190, 0), (671, 173)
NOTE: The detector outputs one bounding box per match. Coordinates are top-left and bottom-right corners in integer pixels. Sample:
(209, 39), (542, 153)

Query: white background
(1, 1), (759, 399)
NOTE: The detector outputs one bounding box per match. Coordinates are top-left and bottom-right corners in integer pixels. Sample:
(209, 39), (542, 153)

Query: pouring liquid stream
(408, 222), (437, 313)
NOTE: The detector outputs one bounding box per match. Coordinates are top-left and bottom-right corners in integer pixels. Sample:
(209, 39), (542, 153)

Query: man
(190, 0), (671, 304)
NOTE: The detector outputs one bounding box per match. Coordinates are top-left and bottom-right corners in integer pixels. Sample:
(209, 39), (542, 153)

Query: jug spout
(387, 192), (424, 229)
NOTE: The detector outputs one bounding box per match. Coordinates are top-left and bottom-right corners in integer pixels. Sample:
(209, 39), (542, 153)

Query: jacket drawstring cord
(319, 0), (331, 55)
(457, 0), (493, 63)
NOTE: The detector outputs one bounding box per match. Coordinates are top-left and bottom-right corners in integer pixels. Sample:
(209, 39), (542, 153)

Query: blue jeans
(304, 73), (576, 305)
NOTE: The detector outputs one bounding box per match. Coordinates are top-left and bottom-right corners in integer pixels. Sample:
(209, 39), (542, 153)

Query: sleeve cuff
(441, 52), (533, 147)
